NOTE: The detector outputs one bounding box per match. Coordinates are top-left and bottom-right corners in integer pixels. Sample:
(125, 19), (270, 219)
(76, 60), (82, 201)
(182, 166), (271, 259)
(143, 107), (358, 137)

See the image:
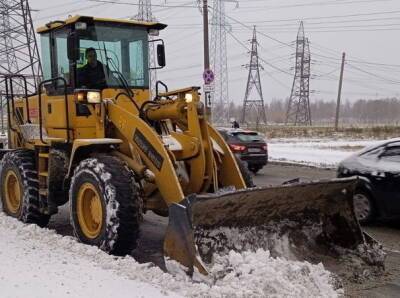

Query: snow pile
(209, 250), (339, 297)
(0, 213), (174, 298)
(268, 139), (382, 168)
(0, 213), (340, 297)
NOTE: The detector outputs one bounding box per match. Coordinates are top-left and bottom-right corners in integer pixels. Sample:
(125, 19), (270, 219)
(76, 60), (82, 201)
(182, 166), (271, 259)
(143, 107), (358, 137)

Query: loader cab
(28, 16), (167, 140)
(37, 16), (167, 95)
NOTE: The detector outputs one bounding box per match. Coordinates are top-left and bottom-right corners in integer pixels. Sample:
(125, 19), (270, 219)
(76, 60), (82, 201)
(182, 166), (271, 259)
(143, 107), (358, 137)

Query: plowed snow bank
(0, 213), (340, 297)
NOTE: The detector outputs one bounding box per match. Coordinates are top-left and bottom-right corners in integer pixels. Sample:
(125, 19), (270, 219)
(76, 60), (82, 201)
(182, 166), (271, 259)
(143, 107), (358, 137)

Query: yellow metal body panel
(37, 15), (166, 34)
(67, 138), (123, 177)
(107, 102), (185, 205)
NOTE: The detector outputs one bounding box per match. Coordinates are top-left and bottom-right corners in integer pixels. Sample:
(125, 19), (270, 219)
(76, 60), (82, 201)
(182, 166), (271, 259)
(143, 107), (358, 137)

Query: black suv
(217, 128), (268, 174)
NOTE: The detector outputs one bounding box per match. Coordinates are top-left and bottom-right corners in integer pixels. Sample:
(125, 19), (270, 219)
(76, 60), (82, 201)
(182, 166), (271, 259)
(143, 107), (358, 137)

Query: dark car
(337, 138), (400, 224)
(217, 128), (268, 174)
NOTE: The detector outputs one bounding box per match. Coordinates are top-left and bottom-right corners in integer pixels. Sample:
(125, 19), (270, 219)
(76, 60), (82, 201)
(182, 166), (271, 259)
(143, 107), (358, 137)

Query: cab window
(40, 33), (52, 81)
(53, 29), (70, 86)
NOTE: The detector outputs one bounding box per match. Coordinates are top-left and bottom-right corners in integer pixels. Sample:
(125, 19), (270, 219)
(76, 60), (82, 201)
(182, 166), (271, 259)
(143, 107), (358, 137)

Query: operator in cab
(77, 47), (107, 89)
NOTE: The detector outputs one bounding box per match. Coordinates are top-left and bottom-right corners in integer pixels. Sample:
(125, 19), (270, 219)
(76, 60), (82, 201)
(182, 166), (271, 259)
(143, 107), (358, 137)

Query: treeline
(229, 97), (400, 125)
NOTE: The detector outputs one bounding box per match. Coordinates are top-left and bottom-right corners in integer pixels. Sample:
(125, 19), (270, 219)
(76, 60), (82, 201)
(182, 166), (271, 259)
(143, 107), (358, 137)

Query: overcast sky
(32, 0), (400, 104)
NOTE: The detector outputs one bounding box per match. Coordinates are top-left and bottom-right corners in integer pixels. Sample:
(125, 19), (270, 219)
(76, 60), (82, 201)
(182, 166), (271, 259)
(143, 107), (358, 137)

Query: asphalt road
(48, 162), (400, 297)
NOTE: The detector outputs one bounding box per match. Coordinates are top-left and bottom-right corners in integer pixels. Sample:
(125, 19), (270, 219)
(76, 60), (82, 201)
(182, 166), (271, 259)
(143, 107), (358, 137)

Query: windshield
(76, 23), (149, 89)
(232, 132), (264, 142)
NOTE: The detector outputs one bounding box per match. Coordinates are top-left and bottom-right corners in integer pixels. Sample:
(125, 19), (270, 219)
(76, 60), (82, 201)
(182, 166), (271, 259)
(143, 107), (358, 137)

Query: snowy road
(268, 138), (381, 168)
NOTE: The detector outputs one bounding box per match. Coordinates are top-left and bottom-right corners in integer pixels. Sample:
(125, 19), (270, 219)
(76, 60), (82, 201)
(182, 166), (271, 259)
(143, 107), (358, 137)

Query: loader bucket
(164, 177), (377, 276)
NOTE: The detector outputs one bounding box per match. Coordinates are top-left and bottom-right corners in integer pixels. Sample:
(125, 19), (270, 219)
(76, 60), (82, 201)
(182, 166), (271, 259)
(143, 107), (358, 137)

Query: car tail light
(229, 144), (246, 152)
(262, 145), (268, 151)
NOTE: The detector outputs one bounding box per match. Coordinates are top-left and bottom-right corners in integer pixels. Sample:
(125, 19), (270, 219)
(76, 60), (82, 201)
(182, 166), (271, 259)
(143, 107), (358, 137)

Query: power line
(89, 0), (200, 9)
(227, 30), (292, 76)
(224, 14), (294, 48)
(237, 0), (395, 10)
(232, 9), (400, 24)
(347, 63), (400, 84)
(34, 3), (108, 21)
(170, 16), (400, 29)
(234, 0), (394, 11)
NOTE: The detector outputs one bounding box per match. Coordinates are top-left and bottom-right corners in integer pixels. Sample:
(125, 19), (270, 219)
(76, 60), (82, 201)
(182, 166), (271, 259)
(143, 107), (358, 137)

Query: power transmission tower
(286, 21), (311, 126)
(209, 0), (237, 124)
(241, 26), (267, 128)
(0, 0), (42, 93)
(134, 0), (157, 99)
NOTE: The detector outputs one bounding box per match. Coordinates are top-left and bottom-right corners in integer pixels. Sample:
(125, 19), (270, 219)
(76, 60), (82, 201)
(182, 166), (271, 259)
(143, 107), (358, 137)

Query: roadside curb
(269, 160), (337, 171)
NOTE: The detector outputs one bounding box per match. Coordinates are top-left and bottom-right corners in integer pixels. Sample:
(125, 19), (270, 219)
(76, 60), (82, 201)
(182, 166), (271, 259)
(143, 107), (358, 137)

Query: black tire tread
(0, 149), (50, 227)
(235, 155), (255, 188)
(354, 189), (376, 225)
(48, 149), (69, 207)
(70, 155), (142, 255)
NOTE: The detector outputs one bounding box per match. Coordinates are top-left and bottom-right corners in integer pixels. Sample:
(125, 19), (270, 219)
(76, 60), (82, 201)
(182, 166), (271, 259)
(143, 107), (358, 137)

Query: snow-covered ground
(268, 138), (383, 168)
(0, 212), (340, 298)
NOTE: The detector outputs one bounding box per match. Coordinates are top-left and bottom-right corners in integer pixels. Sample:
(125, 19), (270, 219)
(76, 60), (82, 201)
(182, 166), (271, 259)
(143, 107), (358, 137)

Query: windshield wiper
(102, 42), (111, 78)
(113, 66), (134, 98)
(101, 42), (134, 98)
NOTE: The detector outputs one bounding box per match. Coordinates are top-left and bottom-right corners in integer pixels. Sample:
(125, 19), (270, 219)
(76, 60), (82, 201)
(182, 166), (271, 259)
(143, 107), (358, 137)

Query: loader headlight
(87, 91), (101, 103)
(185, 93), (193, 103)
(74, 90), (101, 104)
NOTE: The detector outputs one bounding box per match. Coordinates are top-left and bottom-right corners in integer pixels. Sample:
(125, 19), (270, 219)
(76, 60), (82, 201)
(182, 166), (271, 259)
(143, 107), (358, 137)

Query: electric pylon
(241, 26), (267, 127)
(0, 0), (42, 93)
(134, 0), (157, 99)
(209, 0), (237, 124)
(286, 21), (312, 126)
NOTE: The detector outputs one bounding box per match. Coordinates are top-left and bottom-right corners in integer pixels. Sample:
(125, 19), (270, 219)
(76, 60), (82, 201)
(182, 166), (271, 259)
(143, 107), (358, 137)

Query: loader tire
(0, 150), (50, 227)
(48, 149), (69, 207)
(235, 155), (254, 188)
(70, 155), (142, 255)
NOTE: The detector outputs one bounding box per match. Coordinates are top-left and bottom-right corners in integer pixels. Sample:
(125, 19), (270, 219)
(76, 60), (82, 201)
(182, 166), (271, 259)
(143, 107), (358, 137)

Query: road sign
(203, 69), (215, 84)
(203, 83), (215, 93)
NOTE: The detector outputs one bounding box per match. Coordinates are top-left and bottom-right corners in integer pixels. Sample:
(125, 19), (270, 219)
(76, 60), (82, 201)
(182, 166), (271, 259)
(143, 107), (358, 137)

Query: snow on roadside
(0, 213), (175, 298)
(0, 213), (340, 297)
(268, 139), (382, 168)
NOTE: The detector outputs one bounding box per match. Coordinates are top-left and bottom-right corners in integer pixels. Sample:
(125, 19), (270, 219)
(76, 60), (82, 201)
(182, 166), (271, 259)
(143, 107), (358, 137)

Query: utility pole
(201, 0), (212, 118)
(203, 0), (210, 71)
(286, 22), (311, 126)
(241, 26), (267, 129)
(335, 52), (346, 131)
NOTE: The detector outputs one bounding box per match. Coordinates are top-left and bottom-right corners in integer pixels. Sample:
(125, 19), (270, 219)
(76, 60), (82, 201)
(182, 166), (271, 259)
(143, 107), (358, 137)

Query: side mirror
(67, 32), (79, 61)
(157, 44), (166, 68)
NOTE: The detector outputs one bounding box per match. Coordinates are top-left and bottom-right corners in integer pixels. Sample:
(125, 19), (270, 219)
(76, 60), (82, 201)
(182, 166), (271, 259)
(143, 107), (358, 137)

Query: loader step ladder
(37, 146), (51, 214)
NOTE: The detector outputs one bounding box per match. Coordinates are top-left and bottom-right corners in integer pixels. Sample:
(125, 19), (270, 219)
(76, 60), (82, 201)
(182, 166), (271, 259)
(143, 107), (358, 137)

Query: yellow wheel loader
(0, 16), (380, 276)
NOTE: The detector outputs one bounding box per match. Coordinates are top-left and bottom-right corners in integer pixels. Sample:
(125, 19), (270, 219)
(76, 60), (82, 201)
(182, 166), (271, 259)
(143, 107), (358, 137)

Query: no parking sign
(203, 69), (214, 85)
